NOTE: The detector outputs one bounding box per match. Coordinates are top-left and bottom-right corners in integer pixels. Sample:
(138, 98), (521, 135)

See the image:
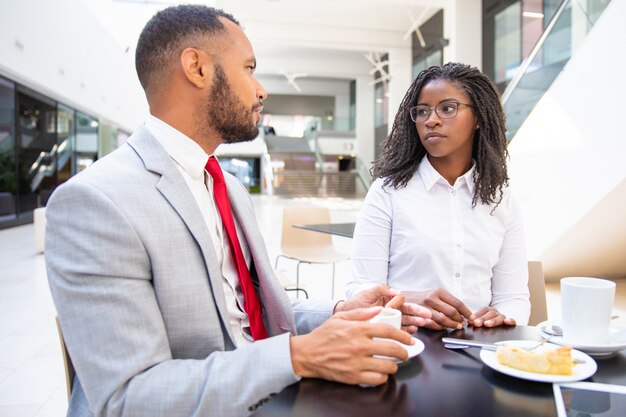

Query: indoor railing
(502, 0), (611, 141)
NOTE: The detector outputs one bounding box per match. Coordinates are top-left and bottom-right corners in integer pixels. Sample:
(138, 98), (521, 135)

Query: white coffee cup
(561, 277), (615, 345)
(369, 307), (401, 329)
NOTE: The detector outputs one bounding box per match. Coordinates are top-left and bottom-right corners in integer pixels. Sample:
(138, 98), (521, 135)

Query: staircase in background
(265, 135), (366, 198)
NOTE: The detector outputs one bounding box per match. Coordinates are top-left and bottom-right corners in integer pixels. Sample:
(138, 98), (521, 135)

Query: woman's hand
(468, 306), (516, 327)
(335, 285), (431, 333)
(403, 289), (473, 330)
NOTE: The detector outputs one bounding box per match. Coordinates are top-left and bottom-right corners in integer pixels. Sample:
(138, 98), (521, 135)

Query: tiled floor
(1, 194), (624, 416)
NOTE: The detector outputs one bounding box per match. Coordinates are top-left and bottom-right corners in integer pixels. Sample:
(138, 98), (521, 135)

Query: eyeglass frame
(408, 100), (475, 123)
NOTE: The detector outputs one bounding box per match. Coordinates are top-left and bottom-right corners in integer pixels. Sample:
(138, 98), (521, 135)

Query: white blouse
(347, 156), (530, 324)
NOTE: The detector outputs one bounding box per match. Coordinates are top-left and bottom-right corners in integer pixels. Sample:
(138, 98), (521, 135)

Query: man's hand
(290, 307), (414, 386)
(468, 306), (516, 327)
(403, 289), (473, 330)
(335, 285), (431, 333)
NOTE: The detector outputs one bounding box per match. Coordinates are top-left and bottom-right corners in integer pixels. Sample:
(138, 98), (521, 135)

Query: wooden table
(253, 326), (626, 417)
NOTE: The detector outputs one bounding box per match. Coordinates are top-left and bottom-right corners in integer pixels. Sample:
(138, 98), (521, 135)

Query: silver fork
(442, 337), (585, 363)
(527, 335), (552, 351)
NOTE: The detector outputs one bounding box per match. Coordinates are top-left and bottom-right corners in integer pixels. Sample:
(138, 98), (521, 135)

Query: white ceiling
(101, 0), (444, 93)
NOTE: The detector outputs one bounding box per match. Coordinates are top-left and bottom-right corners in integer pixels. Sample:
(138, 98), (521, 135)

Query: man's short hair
(135, 5), (239, 95)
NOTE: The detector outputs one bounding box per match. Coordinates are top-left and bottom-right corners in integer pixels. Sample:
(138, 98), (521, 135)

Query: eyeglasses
(409, 100), (474, 123)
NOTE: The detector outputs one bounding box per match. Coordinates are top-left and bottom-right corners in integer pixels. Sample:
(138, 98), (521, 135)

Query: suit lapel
(226, 175), (297, 335)
(127, 128), (236, 346)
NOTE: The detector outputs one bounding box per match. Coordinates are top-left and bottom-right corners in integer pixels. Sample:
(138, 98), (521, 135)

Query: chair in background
(275, 207), (350, 298)
(527, 261), (548, 326)
(55, 316), (75, 400)
(275, 270), (309, 299)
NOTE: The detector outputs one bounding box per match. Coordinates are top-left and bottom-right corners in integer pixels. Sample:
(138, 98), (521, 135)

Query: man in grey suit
(45, 5), (430, 417)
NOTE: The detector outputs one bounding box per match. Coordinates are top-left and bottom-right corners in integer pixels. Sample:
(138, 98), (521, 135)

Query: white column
(443, 0), (483, 70)
(355, 76), (375, 176)
(334, 93), (350, 131)
(387, 46), (413, 134)
(571, 0), (589, 52)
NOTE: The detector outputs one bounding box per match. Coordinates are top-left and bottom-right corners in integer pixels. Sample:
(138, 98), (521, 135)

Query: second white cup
(561, 277), (615, 345)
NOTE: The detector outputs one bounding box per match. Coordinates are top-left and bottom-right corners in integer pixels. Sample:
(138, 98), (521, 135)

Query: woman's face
(415, 78), (477, 166)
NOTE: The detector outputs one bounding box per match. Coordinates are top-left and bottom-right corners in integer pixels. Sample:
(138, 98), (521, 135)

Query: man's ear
(180, 48), (214, 89)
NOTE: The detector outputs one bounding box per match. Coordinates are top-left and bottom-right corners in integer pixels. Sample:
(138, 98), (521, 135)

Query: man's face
(205, 19), (267, 144)
(206, 65), (261, 143)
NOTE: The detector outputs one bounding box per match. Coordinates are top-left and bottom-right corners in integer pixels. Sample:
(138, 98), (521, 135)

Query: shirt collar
(144, 115), (209, 180)
(418, 155), (476, 193)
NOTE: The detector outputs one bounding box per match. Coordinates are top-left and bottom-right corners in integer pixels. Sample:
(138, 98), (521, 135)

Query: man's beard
(206, 65), (260, 144)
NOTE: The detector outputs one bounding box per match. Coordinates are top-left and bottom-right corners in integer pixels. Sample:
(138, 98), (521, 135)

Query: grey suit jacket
(45, 126), (335, 417)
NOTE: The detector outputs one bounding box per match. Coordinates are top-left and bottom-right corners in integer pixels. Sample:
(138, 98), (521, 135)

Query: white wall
(0, 0), (148, 131)
(443, 0), (482, 69)
(387, 46), (414, 134)
(355, 76), (376, 175)
(508, 0), (626, 279)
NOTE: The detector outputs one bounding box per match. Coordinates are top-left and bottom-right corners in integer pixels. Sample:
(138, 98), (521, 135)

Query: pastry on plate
(496, 345), (574, 375)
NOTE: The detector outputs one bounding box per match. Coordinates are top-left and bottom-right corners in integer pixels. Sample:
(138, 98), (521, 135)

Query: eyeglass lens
(411, 102), (460, 122)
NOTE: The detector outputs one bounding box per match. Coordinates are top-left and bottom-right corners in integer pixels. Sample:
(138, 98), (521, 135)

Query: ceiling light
(522, 11), (544, 18)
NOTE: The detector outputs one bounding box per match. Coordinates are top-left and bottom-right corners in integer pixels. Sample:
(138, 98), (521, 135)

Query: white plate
(480, 340), (597, 383)
(536, 321), (626, 357)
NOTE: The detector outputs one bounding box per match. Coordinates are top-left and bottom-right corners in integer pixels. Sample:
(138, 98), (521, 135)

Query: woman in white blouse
(347, 63), (530, 330)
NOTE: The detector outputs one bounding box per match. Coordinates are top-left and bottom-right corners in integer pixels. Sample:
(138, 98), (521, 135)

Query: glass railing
(354, 156), (373, 190)
(27, 137), (73, 192)
(304, 117), (355, 134)
(502, 0), (611, 141)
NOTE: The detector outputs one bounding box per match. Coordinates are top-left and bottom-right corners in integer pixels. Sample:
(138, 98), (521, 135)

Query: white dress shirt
(145, 115), (254, 346)
(347, 156), (530, 324)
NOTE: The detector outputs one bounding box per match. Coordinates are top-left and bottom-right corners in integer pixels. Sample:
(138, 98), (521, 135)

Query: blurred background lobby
(0, 0), (624, 416)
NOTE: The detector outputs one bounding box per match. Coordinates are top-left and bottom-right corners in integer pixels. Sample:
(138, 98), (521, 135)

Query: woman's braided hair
(372, 62), (509, 209)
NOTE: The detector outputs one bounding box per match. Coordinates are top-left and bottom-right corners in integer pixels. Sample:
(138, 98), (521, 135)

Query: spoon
(542, 315), (620, 337)
(541, 324), (563, 337)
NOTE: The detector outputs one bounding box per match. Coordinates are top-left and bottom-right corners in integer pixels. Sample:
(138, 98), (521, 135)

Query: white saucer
(536, 321), (626, 357)
(400, 336), (425, 361)
(374, 337), (425, 363)
(480, 340), (597, 383)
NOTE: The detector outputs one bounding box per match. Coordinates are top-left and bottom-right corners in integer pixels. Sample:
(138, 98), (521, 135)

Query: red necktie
(205, 156), (268, 341)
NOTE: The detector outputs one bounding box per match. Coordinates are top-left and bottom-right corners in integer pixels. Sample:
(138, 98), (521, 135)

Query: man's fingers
(358, 371), (390, 387)
(401, 302), (432, 319)
(370, 339), (409, 362)
(423, 318), (444, 330)
(384, 293), (405, 310)
(371, 284), (401, 301)
(504, 317), (516, 326)
(399, 303), (430, 331)
(366, 324), (413, 345)
(401, 324), (419, 334)
(335, 306), (383, 321)
(402, 316), (427, 329)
